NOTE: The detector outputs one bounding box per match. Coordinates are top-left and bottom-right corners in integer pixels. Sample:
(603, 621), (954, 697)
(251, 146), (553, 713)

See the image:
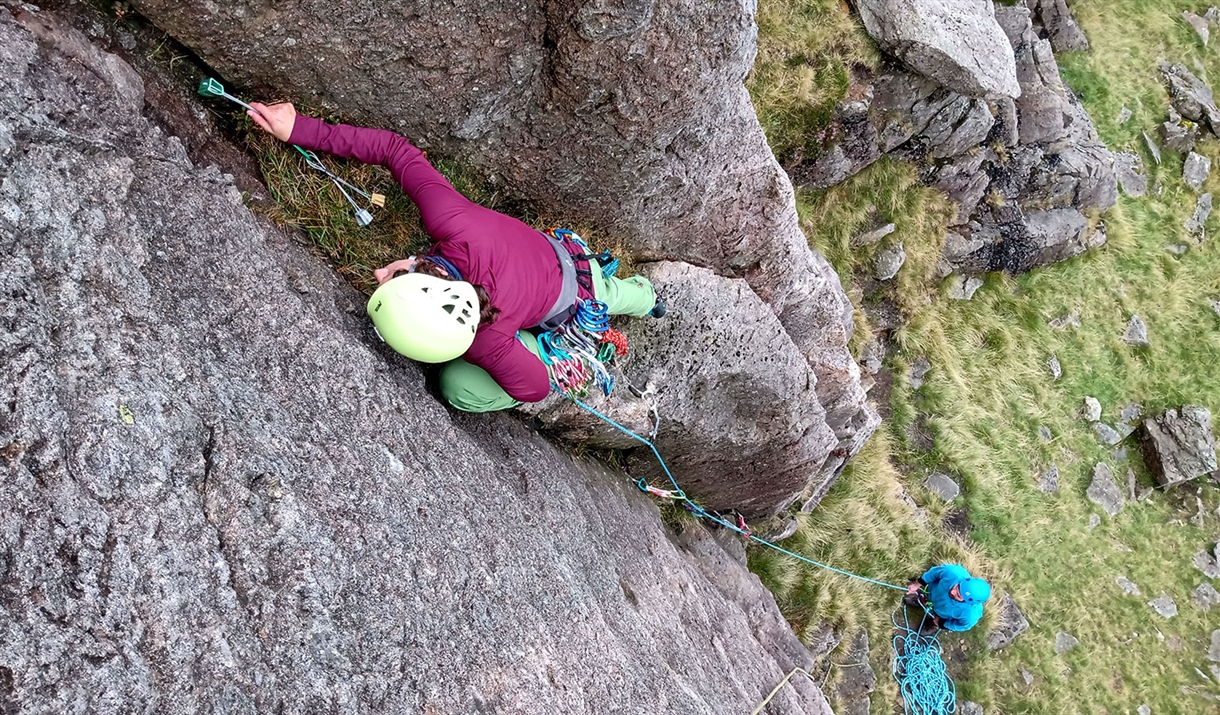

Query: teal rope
(562, 394), (905, 592)
(891, 607), (956, 715)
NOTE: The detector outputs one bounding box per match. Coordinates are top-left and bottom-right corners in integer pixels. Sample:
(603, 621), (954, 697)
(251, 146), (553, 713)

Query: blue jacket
(922, 564), (984, 632)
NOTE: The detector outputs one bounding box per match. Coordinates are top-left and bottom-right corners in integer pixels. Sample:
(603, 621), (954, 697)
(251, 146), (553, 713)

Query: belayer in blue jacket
(904, 564), (991, 632)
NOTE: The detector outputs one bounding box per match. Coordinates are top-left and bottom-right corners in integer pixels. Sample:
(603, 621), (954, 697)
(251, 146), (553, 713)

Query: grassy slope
(748, 1), (1220, 713)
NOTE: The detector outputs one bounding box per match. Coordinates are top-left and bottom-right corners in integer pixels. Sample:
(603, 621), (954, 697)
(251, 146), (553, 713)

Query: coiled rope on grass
(891, 607), (957, 715)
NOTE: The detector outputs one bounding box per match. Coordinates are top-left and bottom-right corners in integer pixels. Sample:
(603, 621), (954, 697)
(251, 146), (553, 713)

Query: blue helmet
(960, 577), (992, 603)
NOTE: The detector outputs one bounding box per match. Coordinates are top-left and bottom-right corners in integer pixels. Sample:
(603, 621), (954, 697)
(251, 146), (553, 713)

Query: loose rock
(1165, 244), (1189, 255)
(1021, 669), (1035, 686)
(1054, 631), (1079, 654)
(1184, 193), (1213, 238)
(854, 222), (897, 246)
(987, 593), (1031, 650)
(1140, 405), (1218, 487)
(1046, 354), (1062, 380)
(1121, 403), (1144, 424)
(926, 473), (961, 501)
(1082, 396), (1103, 422)
(1184, 11), (1211, 45)
(1040, 464), (1060, 493)
(1193, 582), (1220, 610)
(1114, 151), (1147, 197)
(1116, 576), (1141, 596)
(1161, 62), (1220, 135)
(875, 241), (907, 280)
(1087, 462), (1124, 516)
(1122, 315), (1150, 347)
(1094, 423), (1124, 445)
(947, 274), (984, 300)
(910, 357), (932, 389)
(1161, 109), (1199, 153)
(1185, 151), (1212, 191)
(1148, 594), (1178, 618)
(1038, 425), (1054, 442)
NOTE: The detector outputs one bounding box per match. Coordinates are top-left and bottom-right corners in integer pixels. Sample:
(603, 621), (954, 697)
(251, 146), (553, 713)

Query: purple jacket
(289, 116), (562, 402)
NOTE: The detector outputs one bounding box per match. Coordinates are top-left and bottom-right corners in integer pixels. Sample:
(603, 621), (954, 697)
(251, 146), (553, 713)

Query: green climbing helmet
(961, 577), (991, 604)
(366, 273), (479, 363)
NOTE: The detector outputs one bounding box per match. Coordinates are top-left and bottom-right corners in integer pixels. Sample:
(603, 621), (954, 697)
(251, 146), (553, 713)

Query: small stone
(1117, 576), (1141, 596)
(909, 357), (931, 389)
(853, 222), (897, 246)
(1087, 463), (1124, 516)
(1126, 468), (1136, 501)
(1040, 465), (1059, 494)
(1148, 594), (1178, 618)
(1120, 403), (1144, 424)
(1046, 355), (1062, 380)
(1144, 132), (1162, 165)
(1138, 487), (1154, 501)
(1185, 193), (1212, 238)
(1208, 6), (1220, 23)
(1138, 705), (1151, 715)
(1212, 299), (1220, 316)
(1195, 550), (1220, 579)
(1050, 311), (1081, 329)
(1194, 582), (1220, 610)
(1081, 396), (1102, 422)
(1054, 631), (1079, 654)
(119, 32), (137, 51)
(926, 473), (960, 501)
(1021, 669), (1035, 686)
(1185, 11), (1211, 45)
(1209, 630), (1220, 661)
(1038, 425), (1054, 442)
(947, 274), (984, 300)
(1122, 315), (1150, 347)
(1117, 107), (1132, 124)
(959, 702), (983, 715)
(875, 241), (906, 280)
(1088, 514), (1101, 529)
(1094, 423), (1123, 445)
(1165, 244), (1189, 255)
(1185, 152), (1212, 191)
(1114, 151), (1147, 197)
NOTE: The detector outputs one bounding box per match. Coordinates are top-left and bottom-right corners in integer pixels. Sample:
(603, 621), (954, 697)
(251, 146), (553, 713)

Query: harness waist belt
(535, 231), (581, 330)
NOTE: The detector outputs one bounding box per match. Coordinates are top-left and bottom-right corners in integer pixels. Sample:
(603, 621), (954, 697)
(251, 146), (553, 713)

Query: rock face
(527, 262), (839, 517)
(0, 9), (833, 713)
(127, 0), (880, 502)
(855, 0), (1021, 98)
(1140, 406), (1218, 487)
(828, 630), (877, 715)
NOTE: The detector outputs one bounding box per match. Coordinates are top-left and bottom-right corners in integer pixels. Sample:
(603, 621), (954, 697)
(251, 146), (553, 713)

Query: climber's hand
(374, 257), (418, 285)
(248, 102), (297, 143)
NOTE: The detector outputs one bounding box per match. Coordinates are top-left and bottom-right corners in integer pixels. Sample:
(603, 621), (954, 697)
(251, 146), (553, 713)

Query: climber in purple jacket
(248, 102), (662, 411)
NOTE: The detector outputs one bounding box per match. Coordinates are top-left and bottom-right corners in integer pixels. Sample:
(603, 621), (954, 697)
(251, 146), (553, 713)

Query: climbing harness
(197, 78), (383, 226)
(891, 606), (957, 715)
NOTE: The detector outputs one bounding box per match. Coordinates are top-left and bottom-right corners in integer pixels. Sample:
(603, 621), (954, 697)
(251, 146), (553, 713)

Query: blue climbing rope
(891, 607), (957, 715)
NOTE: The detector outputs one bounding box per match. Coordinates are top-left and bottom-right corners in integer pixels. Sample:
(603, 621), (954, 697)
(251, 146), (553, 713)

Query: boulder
(1161, 108), (1200, 153)
(1193, 582), (1220, 610)
(1161, 62), (1220, 136)
(1147, 594), (1178, 618)
(987, 592), (1030, 650)
(1116, 576), (1141, 596)
(1185, 151), (1212, 191)
(1086, 462), (1124, 516)
(127, 0), (880, 496)
(855, 0), (1021, 99)
(792, 95), (882, 190)
(0, 9), (834, 712)
(1025, 0), (1090, 52)
(1184, 10), (1211, 45)
(1140, 406), (1218, 487)
(1122, 315), (1150, 347)
(876, 242), (908, 280)
(1185, 193), (1213, 238)
(1082, 396), (1103, 422)
(926, 473), (961, 501)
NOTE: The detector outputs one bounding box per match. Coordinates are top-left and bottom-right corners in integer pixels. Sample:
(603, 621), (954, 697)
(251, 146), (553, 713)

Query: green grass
(749, 1), (1220, 713)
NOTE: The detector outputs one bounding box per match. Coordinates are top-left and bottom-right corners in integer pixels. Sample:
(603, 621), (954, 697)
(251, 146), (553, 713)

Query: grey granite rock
(1194, 550), (1220, 579)
(1114, 151), (1147, 197)
(987, 592), (1030, 650)
(1094, 423), (1124, 445)
(948, 274), (985, 300)
(1087, 463), (1124, 516)
(1039, 425), (1054, 442)
(926, 473), (961, 501)
(854, 222), (897, 246)
(856, 0), (1021, 98)
(0, 11), (835, 713)
(1161, 109), (1199, 153)
(1140, 406), (1218, 487)
(1117, 106), (1132, 124)
(1026, 0), (1090, 52)
(1193, 582), (1220, 610)
(875, 242), (907, 280)
(1121, 404), (1145, 424)
(1184, 10), (1211, 45)
(959, 702), (984, 715)
(1185, 193), (1213, 237)
(1148, 594), (1178, 618)
(1054, 631), (1079, 654)
(1185, 151), (1212, 191)
(1161, 62), (1220, 135)
(1040, 464), (1060, 493)
(1210, 630), (1220, 661)
(828, 630), (876, 715)
(1116, 576), (1141, 596)
(1088, 514), (1101, 530)
(1046, 354), (1062, 380)
(1082, 396), (1103, 422)
(910, 357), (932, 389)
(1122, 315), (1150, 347)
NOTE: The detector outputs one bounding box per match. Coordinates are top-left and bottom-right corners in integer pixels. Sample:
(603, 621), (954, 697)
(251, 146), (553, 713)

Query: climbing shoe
(649, 295), (667, 319)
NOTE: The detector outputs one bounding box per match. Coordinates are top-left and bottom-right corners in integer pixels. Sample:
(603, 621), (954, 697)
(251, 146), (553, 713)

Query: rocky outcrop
(794, 3), (1115, 277)
(986, 592), (1030, 650)
(855, 0), (1021, 98)
(1161, 62), (1220, 137)
(1024, 0), (1089, 53)
(126, 0), (880, 507)
(0, 8), (833, 712)
(1140, 406), (1218, 487)
(523, 262), (838, 516)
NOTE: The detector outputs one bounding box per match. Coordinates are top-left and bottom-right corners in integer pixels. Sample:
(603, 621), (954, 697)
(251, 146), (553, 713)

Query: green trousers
(439, 266), (655, 412)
